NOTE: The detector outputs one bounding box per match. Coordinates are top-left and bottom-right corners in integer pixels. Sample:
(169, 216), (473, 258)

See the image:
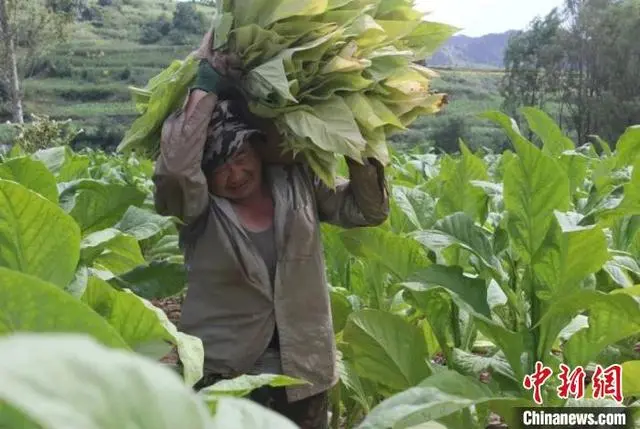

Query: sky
(414, 0), (565, 37)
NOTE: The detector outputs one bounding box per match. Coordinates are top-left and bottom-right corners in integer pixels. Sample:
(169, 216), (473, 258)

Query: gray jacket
(153, 93), (389, 402)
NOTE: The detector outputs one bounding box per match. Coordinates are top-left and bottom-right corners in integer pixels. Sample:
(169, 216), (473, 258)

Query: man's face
(207, 142), (263, 201)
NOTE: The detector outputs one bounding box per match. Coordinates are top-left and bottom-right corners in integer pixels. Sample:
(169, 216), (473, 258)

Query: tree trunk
(0, 0), (24, 124)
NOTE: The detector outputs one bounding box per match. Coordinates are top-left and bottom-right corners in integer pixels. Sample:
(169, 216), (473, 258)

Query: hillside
(2, 0), (508, 153)
(7, 0), (213, 149)
(426, 31), (516, 69)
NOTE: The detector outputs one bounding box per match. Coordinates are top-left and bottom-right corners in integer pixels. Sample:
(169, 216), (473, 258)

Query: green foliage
(12, 114), (81, 154)
(172, 2), (206, 34)
(0, 143), (204, 386)
(2, 93), (640, 427)
(323, 108), (640, 427)
(0, 333), (299, 429)
(501, 0), (640, 146)
(500, 8), (564, 119)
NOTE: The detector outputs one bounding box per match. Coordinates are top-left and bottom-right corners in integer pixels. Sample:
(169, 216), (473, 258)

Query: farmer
(152, 31), (389, 428)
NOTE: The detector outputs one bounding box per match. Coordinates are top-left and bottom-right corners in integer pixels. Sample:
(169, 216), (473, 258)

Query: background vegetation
(2, 1), (640, 428)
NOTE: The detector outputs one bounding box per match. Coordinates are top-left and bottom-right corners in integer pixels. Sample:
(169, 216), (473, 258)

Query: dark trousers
(195, 373), (329, 429)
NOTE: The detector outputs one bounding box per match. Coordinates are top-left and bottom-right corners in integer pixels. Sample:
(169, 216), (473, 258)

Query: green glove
(192, 59), (222, 94)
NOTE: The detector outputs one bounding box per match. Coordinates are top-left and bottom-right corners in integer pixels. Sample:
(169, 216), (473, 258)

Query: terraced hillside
(8, 0), (507, 153)
(5, 0), (210, 149)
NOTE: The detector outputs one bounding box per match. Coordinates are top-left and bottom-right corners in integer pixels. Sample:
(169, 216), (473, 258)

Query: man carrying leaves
(153, 30), (389, 429)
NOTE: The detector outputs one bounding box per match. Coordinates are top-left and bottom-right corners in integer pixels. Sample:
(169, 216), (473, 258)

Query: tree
(172, 2), (205, 34)
(0, 0), (77, 123)
(499, 8), (564, 136)
(500, 0), (640, 146)
(559, 0), (640, 144)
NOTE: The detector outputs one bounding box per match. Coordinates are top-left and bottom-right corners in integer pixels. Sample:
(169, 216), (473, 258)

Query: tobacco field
(0, 108), (639, 428)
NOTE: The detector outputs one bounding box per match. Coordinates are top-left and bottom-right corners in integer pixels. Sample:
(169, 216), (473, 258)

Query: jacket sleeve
(311, 157), (390, 228)
(152, 93), (217, 225)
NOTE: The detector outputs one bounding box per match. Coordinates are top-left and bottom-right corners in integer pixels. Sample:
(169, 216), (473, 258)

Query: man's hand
(192, 30), (243, 81)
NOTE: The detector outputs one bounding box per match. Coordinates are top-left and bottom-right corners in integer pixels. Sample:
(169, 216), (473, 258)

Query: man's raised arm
(311, 157), (390, 229)
(153, 30), (241, 225)
(153, 89), (217, 225)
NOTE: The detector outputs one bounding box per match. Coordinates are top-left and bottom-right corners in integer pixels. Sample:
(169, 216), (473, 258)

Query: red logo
(592, 364), (623, 403)
(522, 362), (624, 404)
(557, 364), (586, 400)
(523, 361), (553, 405)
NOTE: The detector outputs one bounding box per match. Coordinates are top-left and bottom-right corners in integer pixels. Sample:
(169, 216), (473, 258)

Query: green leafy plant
(324, 108), (640, 428)
(0, 333), (301, 429)
(2, 107), (640, 428)
(12, 114), (82, 154)
(0, 145), (200, 382)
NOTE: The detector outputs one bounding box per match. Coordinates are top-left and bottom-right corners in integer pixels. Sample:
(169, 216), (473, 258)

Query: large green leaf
(207, 396), (300, 428)
(115, 206), (174, 241)
(614, 125), (640, 169)
(405, 265), (492, 319)
(330, 288), (353, 333)
(405, 288), (456, 363)
(343, 309), (432, 391)
(596, 159), (640, 223)
(135, 293), (204, 387)
(390, 185), (436, 233)
(81, 276), (177, 353)
(340, 228), (430, 280)
(118, 56), (199, 157)
(0, 333), (212, 429)
(413, 212), (505, 280)
(435, 142), (489, 222)
(80, 228), (123, 265)
(355, 369), (528, 429)
(31, 146), (90, 182)
(603, 254), (639, 288)
(451, 348), (518, 390)
(520, 107), (574, 157)
(533, 211), (609, 295)
(0, 179), (80, 288)
(109, 260), (186, 300)
(245, 58), (297, 104)
(486, 113), (571, 262)
(537, 290), (640, 368)
(59, 179), (146, 235)
(338, 358), (373, 413)
(91, 234), (146, 277)
(280, 97), (366, 162)
(621, 360), (640, 398)
(402, 21), (461, 61)
(404, 273), (527, 383)
(82, 276), (203, 386)
(233, 0), (328, 28)
(143, 233), (182, 262)
(0, 157), (58, 203)
(0, 268), (127, 349)
(366, 48), (413, 82)
(559, 151), (590, 200)
(344, 92), (404, 131)
(200, 374), (308, 398)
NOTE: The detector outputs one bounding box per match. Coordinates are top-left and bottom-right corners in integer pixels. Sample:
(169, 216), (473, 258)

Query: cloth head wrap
(201, 99), (265, 173)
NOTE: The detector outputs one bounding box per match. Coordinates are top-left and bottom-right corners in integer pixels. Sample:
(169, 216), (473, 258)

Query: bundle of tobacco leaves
(118, 0), (457, 186)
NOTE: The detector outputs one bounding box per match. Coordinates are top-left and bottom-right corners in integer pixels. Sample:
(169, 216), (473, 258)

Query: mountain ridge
(426, 30), (517, 69)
